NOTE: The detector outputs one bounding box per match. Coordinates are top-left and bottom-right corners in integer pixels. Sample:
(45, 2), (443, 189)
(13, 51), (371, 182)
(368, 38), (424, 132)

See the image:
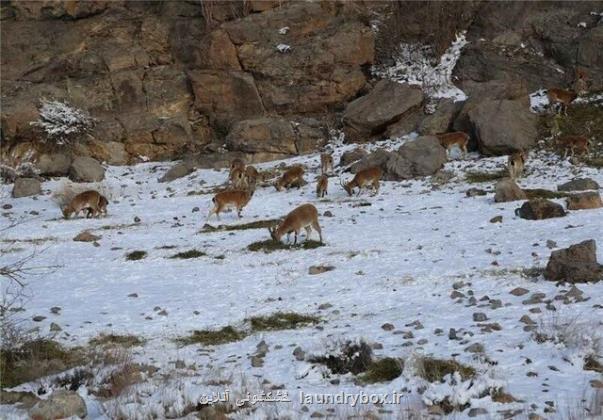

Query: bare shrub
(30, 99), (95, 145)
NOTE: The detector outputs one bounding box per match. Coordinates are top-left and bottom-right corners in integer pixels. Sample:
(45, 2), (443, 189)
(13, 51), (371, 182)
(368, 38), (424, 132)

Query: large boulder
(544, 240), (603, 283)
(159, 161), (196, 183)
(29, 390), (87, 420)
(343, 81), (423, 142)
(12, 177), (41, 198)
(36, 153), (72, 177)
(557, 178), (600, 192)
(566, 191), (603, 210)
(494, 179), (527, 203)
(468, 99), (537, 155)
(339, 148), (368, 168)
(418, 100), (461, 135)
(69, 156), (105, 182)
(351, 136), (446, 180)
(515, 198), (566, 220)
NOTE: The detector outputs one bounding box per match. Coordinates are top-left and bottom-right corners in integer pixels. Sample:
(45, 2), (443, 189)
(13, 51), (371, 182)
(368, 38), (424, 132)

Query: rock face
(1, 1), (373, 165)
(351, 136), (446, 180)
(566, 191), (603, 210)
(544, 240), (603, 283)
(468, 99), (537, 155)
(558, 178), (600, 192)
(418, 100), (461, 135)
(343, 81), (423, 142)
(226, 117), (326, 158)
(29, 390), (87, 420)
(494, 179), (527, 203)
(516, 199), (566, 220)
(12, 177), (42, 198)
(69, 156), (105, 182)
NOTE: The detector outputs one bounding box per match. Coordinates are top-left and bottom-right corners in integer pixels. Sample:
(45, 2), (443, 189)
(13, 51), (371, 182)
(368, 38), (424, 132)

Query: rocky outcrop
(494, 179), (527, 203)
(566, 191), (603, 210)
(515, 198), (566, 220)
(544, 240), (603, 283)
(69, 156), (105, 182)
(343, 81), (423, 142)
(36, 153), (71, 177)
(12, 177), (42, 198)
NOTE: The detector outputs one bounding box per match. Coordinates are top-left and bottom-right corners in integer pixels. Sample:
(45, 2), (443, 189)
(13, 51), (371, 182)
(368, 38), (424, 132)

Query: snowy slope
(1, 140), (602, 419)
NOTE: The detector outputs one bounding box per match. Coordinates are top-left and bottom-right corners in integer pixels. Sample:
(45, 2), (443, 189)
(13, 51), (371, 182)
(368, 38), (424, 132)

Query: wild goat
(436, 132), (469, 156)
(207, 189), (253, 221)
(63, 190), (108, 219)
(245, 165), (259, 185)
(547, 88), (577, 114)
(574, 68), (589, 96)
(275, 165), (305, 191)
(229, 167), (248, 189)
(269, 203), (323, 244)
(556, 135), (589, 158)
(341, 166), (382, 196)
(507, 150), (527, 179)
(320, 153), (334, 175)
(316, 174), (328, 198)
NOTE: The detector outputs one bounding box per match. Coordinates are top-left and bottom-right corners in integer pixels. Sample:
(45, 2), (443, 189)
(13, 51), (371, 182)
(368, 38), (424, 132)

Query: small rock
(157, 309), (168, 316)
(449, 328), (458, 340)
(452, 281), (466, 290)
(49, 323), (62, 332)
(466, 188), (487, 197)
(2, 204), (13, 209)
(546, 240), (557, 249)
(489, 215), (503, 223)
(309, 265), (335, 275)
(323, 211), (333, 217)
(510, 287), (529, 296)
(417, 338), (428, 345)
(50, 307), (61, 314)
(557, 178), (599, 192)
(251, 355), (264, 367)
(256, 340), (269, 356)
(192, 207), (199, 213)
(515, 198), (566, 220)
(544, 240), (603, 283)
(381, 323), (395, 331)
(468, 407), (488, 417)
(175, 360), (186, 369)
(293, 346), (305, 361)
(490, 299), (503, 309)
(134, 216), (141, 223)
(128, 293), (138, 298)
(32, 316), (46, 322)
(317, 303), (332, 310)
(520, 315), (536, 325)
(451, 290), (465, 299)
(12, 178), (42, 198)
(473, 313), (488, 322)
(73, 231), (101, 242)
(465, 343), (485, 353)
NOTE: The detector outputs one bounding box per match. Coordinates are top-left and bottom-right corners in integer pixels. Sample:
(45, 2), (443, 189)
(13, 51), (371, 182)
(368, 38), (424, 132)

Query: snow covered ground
(1, 139), (602, 419)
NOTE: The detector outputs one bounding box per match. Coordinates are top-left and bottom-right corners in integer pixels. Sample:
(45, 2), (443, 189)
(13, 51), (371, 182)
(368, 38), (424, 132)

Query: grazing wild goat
(275, 165), (305, 191)
(436, 132), (469, 156)
(507, 151), (527, 179)
(547, 88), (577, 114)
(316, 174), (328, 198)
(269, 203), (323, 244)
(63, 190), (108, 219)
(207, 189), (253, 221)
(556, 135), (590, 158)
(320, 153), (334, 175)
(341, 167), (382, 196)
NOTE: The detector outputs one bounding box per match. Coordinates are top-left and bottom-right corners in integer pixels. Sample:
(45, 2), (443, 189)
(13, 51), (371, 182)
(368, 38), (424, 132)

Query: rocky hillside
(1, 1), (602, 169)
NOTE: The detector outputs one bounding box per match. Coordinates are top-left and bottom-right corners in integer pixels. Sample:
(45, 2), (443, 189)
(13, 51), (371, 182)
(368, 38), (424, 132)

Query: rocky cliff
(1, 1), (601, 168)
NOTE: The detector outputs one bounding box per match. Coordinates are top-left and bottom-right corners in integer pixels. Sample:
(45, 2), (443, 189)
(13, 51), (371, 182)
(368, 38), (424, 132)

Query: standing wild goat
(341, 166), (382, 196)
(574, 69), (589, 96)
(557, 135), (590, 158)
(63, 190), (108, 219)
(207, 189), (253, 221)
(320, 153), (334, 175)
(436, 132), (469, 156)
(229, 167), (248, 189)
(316, 175), (328, 198)
(547, 88), (577, 114)
(245, 165), (259, 185)
(275, 165), (305, 191)
(269, 203), (323, 244)
(507, 151), (526, 179)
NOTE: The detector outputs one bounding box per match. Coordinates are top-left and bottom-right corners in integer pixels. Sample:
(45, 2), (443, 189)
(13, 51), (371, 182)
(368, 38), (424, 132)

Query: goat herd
(59, 82), (593, 245)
